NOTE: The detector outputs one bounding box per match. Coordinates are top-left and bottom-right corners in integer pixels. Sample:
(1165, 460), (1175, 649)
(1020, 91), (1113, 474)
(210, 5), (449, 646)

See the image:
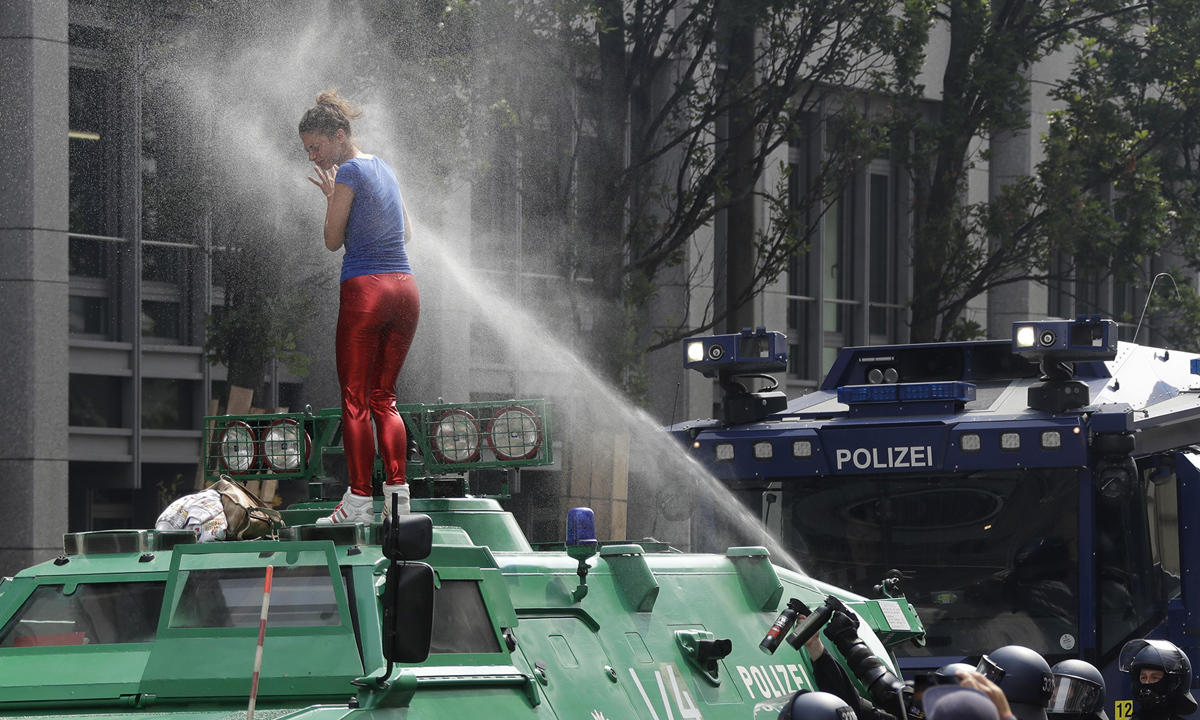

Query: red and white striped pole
(247, 564), (274, 720)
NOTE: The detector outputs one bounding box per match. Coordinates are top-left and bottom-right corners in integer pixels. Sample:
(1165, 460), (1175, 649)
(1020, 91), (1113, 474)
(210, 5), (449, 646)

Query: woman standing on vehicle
(300, 90), (418, 524)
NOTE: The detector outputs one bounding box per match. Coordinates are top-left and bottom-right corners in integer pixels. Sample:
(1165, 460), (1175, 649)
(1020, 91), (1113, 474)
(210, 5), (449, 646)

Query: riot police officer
(977, 645), (1054, 720)
(778, 690), (858, 720)
(1118, 639), (1197, 720)
(808, 606), (914, 720)
(1047, 659), (1107, 720)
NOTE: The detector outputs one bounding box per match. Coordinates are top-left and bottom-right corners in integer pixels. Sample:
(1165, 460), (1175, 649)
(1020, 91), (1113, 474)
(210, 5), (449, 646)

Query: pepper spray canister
(759, 598), (807, 654)
(785, 596), (836, 652)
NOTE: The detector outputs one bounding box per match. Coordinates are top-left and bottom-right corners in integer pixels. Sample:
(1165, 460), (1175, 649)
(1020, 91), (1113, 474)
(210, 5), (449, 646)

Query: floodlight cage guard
(407, 398), (553, 474)
(203, 409), (338, 487)
(203, 399), (553, 499)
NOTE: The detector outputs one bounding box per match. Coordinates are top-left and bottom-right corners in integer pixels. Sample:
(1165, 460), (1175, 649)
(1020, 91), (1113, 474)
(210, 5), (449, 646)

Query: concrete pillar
(0, 0), (70, 577)
(987, 125), (1047, 336)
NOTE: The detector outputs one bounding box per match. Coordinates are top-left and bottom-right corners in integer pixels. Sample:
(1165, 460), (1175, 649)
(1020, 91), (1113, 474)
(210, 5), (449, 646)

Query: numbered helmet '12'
(1119, 638), (1198, 716)
(1049, 659), (1107, 720)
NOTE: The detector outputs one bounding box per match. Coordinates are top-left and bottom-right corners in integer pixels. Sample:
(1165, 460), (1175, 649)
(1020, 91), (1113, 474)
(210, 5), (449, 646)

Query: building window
(69, 62), (121, 342)
(868, 169), (900, 342)
(69, 295), (110, 336)
(143, 245), (184, 284)
(786, 158), (815, 382)
(141, 300), (182, 342)
(787, 133), (904, 383)
(142, 379), (195, 430)
(822, 194), (854, 374)
(69, 67), (112, 237)
(69, 375), (123, 427)
(69, 236), (109, 278)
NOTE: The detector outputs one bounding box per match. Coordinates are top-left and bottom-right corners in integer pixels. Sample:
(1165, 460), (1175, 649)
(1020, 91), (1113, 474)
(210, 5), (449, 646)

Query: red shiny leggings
(337, 272), (420, 496)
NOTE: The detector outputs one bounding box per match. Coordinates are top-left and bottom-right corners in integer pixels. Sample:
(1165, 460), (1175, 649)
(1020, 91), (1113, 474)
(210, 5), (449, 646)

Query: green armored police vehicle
(0, 398), (924, 718)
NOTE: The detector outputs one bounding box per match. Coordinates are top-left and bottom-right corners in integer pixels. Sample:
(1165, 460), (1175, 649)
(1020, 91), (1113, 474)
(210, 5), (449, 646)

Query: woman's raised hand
(307, 164), (339, 198)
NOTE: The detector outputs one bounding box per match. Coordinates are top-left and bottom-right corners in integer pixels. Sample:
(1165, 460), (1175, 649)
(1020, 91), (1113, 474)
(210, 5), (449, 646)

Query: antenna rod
(1133, 272), (1181, 344)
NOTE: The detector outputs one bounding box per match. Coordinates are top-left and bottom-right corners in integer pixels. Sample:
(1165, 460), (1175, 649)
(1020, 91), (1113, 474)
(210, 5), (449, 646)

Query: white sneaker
(381, 483), (410, 521)
(316, 489), (375, 525)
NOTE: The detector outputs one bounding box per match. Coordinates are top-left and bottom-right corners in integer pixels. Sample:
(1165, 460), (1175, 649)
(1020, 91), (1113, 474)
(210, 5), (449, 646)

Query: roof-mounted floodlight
(1011, 316), (1117, 361)
(683, 327), (789, 425)
(684, 327), (788, 378)
(1013, 316), (1116, 413)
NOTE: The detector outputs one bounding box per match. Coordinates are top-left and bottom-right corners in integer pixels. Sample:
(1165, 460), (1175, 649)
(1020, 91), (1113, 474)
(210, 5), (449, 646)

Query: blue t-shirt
(334, 155), (412, 282)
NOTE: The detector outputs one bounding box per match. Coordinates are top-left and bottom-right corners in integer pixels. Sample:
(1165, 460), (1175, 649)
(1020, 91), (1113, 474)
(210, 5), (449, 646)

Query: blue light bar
(839, 381), (976, 405)
(899, 381), (976, 402)
(838, 384), (898, 404)
(1191, 358), (1200, 376)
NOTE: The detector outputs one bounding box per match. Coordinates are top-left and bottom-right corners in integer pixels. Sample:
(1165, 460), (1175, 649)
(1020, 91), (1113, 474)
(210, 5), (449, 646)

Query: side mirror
(383, 511), (432, 561)
(381, 561), (434, 663)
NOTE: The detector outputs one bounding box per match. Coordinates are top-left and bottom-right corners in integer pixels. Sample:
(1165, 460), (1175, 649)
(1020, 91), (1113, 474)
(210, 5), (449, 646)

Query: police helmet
(1119, 638), (1197, 716)
(923, 685), (1000, 720)
(932, 662), (977, 685)
(1048, 659), (1108, 720)
(778, 690), (858, 720)
(978, 645), (1053, 720)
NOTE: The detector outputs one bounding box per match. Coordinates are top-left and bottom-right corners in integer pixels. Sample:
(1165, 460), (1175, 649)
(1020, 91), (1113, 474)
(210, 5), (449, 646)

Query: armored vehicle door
(515, 615), (657, 719)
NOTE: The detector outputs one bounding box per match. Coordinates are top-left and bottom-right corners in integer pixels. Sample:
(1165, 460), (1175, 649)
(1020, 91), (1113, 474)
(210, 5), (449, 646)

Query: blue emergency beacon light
(566, 507), (598, 602)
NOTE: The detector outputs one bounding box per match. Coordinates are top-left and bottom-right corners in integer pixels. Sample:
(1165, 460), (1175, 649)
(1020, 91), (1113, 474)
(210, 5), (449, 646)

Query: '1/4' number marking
(628, 663), (703, 720)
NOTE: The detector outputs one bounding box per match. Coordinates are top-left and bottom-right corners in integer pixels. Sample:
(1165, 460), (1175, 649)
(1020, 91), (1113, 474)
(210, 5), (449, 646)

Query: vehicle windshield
(0, 581), (165, 647)
(171, 565), (342, 628)
(778, 469), (1079, 659)
(431, 579), (501, 654)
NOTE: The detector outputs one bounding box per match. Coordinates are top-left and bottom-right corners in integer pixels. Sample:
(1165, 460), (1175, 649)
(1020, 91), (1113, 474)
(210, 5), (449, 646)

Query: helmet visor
(977, 655), (1006, 684)
(1119, 639), (1190, 674)
(1049, 675), (1103, 714)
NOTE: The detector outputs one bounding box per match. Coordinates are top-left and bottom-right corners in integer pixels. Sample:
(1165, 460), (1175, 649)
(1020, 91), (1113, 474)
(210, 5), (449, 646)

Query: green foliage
(875, 0), (1200, 343)
(1033, 0), (1200, 344)
(204, 208), (323, 394)
(945, 317), (985, 341)
(446, 0), (900, 390)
